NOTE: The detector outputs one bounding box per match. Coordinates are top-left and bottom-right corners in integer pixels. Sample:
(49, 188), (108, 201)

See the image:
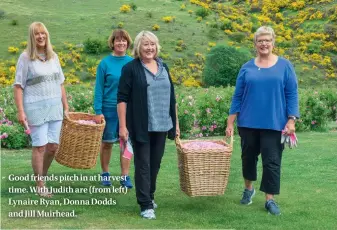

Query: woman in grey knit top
(13, 22), (69, 197)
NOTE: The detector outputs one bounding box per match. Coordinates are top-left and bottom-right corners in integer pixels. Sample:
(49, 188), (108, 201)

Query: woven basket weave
(175, 135), (233, 197)
(55, 112), (105, 169)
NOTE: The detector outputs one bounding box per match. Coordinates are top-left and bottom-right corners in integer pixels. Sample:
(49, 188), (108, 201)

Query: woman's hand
(226, 123), (234, 137)
(285, 120), (295, 134)
(64, 107), (69, 118)
(176, 125), (180, 137)
(119, 126), (129, 142)
(17, 111), (27, 126)
(93, 114), (104, 124)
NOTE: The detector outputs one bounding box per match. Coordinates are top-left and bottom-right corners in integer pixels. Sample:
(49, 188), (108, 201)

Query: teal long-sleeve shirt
(229, 57), (300, 131)
(94, 55), (133, 115)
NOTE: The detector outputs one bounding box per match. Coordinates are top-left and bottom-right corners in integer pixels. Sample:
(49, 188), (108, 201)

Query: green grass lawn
(1, 132), (336, 229)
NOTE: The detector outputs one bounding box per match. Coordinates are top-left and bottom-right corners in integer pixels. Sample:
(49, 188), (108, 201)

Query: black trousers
(132, 132), (167, 211)
(238, 127), (284, 195)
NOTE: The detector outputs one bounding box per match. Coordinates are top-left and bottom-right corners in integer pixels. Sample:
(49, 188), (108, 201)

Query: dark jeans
(132, 132), (167, 211)
(238, 127), (284, 195)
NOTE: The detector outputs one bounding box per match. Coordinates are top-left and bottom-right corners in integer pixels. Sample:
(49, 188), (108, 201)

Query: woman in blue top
(94, 29), (133, 188)
(226, 26), (299, 215)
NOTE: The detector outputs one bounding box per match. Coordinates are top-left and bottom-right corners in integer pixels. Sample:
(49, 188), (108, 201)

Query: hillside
(0, 0), (336, 87)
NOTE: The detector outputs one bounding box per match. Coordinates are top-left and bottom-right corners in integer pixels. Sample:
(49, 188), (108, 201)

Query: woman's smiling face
(255, 34), (274, 56)
(140, 38), (157, 61)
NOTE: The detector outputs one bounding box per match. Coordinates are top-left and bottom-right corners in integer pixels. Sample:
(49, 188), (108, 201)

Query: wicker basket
(55, 112), (105, 169)
(175, 135), (233, 197)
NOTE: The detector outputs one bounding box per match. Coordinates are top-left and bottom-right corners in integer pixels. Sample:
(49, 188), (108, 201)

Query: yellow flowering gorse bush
(120, 4), (131, 13)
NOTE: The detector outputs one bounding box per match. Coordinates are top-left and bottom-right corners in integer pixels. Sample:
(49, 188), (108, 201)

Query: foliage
(228, 32), (246, 43)
(10, 19), (18, 26)
(146, 11), (153, 18)
(1, 84), (336, 148)
(175, 40), (186, 52)
(0, 124), (29, 149)
(129, 3), (137, 11)
(0, 9), (5, 18)
(117, 22), (124, 29)
(152, 24), (160, 31)
(162, 16), (175, 23)
(83, 38), (104, 55)
(8, 46), (19, 54)
(207, 28), (220, 40)
(324, 24), (337, 42)
(307, 40), (322, 54)
(202, 44), (251, 87)
(119, 4), (131, 13)
(195, 8), (211, 18)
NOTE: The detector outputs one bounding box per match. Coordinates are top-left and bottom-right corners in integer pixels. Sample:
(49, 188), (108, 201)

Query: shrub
(162, 16), (175, 23)
(176, 92), (198, 138)
(228, 32), (246, 43)
(129, 3), (137, 11)
(220, 19), (233, 31)
(195, 8), (211, 18)
(83, 38), (104, 54)
(299, 92), (330, 131)
(8, 46), (19, 54)
(202, 45), (251, 87)
(146, 11), (153, 18)
(11, 19), (18, 26)
(0, 124), (29, 149)
(324, 24), (337, 42)
(0, 9), (5, 18)
(20, 41), (27, 48)
(120, 4), (131, 13)
(66, 85), (95, 113)
(152, 24), (160, 31)
(117, 22), (124, 28)
(207, 28), (220, 40)
(307, 40), (322, 54)
(319, 89), (337, 121)
(1, 85), (336, 147)
(209, 22), (218, 29)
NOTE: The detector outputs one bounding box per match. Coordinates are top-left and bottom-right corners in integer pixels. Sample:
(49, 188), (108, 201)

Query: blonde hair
(26, 22), (54, 60)
(107, 29), (132, 51)
(132, 31), (161, 59)
(254, 26), (276, 45)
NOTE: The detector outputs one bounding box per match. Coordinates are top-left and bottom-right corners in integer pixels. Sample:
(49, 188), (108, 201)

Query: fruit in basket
(182, 141), (227, 150)
(75, 120), (97, 125)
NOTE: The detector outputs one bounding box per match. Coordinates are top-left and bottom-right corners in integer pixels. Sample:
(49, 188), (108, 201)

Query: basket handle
(224, 134), (234, 148)
(64, 111), (71, 120)
(175, 136), (182, 147)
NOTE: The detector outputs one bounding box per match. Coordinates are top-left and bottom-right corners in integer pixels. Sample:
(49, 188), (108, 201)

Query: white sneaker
(140, 209), (156, 219)
(152, 200), (158, 209)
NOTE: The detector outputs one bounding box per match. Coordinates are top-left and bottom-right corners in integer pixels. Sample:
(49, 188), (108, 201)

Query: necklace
(37, 53), (46, 62)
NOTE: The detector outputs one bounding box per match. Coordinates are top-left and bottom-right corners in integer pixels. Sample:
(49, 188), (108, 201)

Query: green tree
(202, 45), (251, 87)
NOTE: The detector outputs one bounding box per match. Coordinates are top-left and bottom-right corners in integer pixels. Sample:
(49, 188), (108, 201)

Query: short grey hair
(254, 26), (276, 45)
(132, 31), (161, 59)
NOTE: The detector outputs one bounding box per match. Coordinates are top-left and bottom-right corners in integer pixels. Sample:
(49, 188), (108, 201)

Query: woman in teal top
(94, 29), (133, 188)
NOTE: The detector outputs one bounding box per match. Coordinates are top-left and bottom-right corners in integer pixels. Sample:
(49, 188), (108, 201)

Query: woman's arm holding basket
(226, 68), (245, 137)
(61, 84), (69, 115)
(93, 62), (106, 123)
(117, 64), (133, 142)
